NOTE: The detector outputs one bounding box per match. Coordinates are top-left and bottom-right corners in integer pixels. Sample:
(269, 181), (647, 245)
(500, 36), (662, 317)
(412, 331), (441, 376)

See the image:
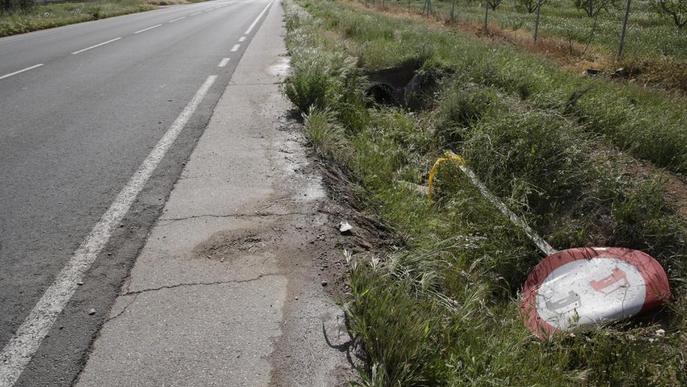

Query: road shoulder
(76, 2), (351, 385)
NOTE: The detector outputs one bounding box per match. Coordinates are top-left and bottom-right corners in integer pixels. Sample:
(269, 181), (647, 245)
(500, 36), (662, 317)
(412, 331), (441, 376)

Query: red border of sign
(520, 247), (671, 338)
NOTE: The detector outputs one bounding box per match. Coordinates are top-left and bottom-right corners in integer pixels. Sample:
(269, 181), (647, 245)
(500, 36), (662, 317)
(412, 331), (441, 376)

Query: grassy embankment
(283, 0), (687, 385)
(362, 0), (687, 93)
(0, 0), (163, 37)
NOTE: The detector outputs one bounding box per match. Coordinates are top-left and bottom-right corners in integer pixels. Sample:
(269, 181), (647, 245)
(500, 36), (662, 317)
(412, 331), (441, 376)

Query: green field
(284, 0), (687, 384)
(0, 0), (155, 37)
(390, 0), (687, 61)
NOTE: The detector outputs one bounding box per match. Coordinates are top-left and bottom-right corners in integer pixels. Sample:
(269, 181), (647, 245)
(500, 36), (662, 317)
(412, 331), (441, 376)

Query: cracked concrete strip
(157, 210), (318, 224)
(76, 1), (350, 386)
(84, 276), (289, 386)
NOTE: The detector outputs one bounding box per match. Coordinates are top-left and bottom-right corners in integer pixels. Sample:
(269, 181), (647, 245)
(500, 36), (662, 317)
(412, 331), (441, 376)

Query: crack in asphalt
(102, 272), (283, 326)
(122, 272), (283, 296)
(158, 211), (317, 223)
(103, 293), (140, 325)
(228, 82), (281, 86)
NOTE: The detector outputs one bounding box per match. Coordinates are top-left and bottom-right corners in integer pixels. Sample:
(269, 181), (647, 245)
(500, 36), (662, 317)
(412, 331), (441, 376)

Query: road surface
(0, 1), (272, 385)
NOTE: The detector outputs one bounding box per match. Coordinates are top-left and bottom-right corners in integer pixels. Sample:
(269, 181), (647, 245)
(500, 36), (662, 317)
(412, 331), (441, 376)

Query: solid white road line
(218, 58), (230, 67)
(230, 44), (240, 52)
(168, 16), (186, 23)
(0, 64), (43, 81)
(245, 1), (272, 35)
(238, 36), (246, 42)
(0, 75), (218, 387)
(134, 24), (162, 34)
(72, 37), (122, 55)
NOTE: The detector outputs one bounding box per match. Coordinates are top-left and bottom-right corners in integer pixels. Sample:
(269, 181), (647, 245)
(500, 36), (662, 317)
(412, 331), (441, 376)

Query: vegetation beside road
(401, 0), (687, 60)
(283, 0), (687, 385)
(358, 0), (687, 94)
(0, 0), (161, 37)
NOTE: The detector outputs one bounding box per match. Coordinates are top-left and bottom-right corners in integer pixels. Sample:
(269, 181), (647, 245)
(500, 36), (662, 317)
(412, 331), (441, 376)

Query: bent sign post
(428, 152), (672, 338)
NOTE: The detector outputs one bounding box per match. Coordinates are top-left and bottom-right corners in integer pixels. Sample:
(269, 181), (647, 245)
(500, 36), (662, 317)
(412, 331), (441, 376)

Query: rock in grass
(338, 221), (353, 234)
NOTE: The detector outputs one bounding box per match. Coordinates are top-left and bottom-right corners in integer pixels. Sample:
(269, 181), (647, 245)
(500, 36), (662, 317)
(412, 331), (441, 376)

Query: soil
(607, 148), (687, 219)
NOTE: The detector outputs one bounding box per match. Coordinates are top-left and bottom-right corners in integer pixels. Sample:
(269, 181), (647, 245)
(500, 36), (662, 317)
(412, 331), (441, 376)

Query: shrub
(435, 84), (502, 147)
(284, 52), (340, 113)
(303, 107), (349, 160)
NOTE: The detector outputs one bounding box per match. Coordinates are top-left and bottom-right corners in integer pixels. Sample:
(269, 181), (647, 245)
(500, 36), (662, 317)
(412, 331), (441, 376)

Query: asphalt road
(0, 1), (271, 385)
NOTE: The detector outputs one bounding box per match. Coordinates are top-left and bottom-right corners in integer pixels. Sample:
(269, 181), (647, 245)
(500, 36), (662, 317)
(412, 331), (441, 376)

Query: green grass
(0, 0), (155, 37)
(284, 0), (687, 385)
(386, 0), (687, 62)
(315, 0), (687, 175)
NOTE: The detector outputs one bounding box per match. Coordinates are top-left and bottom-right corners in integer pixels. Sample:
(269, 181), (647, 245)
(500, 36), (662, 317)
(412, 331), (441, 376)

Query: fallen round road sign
(520, 247), (671, 337)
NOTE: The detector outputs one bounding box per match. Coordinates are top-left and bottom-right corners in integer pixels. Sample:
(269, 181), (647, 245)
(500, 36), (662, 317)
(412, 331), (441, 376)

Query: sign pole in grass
(450, 0), (457, 22)
(617, 0), (632, 59)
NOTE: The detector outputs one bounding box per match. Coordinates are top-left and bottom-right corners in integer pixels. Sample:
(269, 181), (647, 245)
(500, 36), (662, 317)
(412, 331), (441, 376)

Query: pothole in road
(192, 229), (271, 262)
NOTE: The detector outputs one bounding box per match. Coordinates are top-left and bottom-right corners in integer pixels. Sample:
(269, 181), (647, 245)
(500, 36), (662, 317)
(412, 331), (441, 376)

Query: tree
(617, 0), (632, 59)
(655, 0), (687, 29)
(573, 0), (614, 50)
(484, 0), (503, 31)
(518, 0), (541, 13)
(519, 0), (548, 41)
(574, 0), (613, 18)
(424, 0), (433, 15)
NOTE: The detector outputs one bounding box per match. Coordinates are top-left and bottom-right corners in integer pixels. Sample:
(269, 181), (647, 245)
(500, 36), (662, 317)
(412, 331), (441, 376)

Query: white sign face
(535, 257), (646, 330)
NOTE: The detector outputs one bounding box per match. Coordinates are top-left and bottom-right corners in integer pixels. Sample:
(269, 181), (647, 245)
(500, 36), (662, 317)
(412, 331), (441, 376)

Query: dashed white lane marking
(169, 16), (186, 23)
(134, 24), (162, 34)
(238, 36), (246, 42)
(245, 1), (272, 35)
(190, 11), (201, 16)
(0, 64), (43, 81)
(71, 37), (122, 55)
(0, 75), (218, 387)
(218, 57), (230, 67)
(230, 44), (240, 52)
